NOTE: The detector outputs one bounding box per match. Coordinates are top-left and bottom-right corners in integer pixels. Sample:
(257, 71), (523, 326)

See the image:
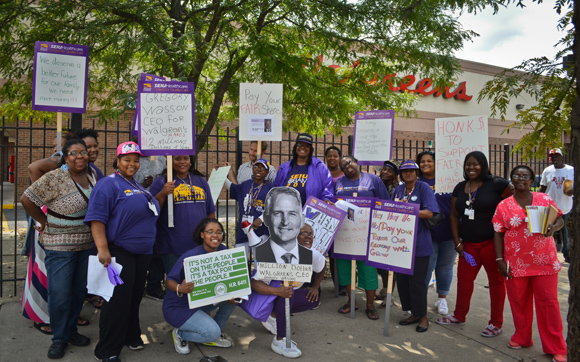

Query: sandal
(77, 317), (90, 326)
(365, 309), (379, 320)
(87, 296), (104, 309)
(338, 303), (359, 314)
(481, 324), (502, 337)
(33, 322), (53, 335)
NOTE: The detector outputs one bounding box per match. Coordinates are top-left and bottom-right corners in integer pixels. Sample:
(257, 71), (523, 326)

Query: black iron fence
(0, 117), (569, 296)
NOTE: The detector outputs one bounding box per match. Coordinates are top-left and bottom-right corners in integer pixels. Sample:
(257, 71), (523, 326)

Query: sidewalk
(0, 258), (569, 362)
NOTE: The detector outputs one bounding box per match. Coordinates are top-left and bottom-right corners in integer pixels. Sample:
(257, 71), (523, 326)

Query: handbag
(421, 182), (445, 229)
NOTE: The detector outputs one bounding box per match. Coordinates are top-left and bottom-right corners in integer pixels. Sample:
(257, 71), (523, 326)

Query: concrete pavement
(0, 258), (570, 362)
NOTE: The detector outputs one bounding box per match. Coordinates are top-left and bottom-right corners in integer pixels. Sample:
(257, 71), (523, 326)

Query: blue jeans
(425, 240), (457, 296)
(161, 253), (180, 274)
(176, 301), (236, 343)
(45, 247), (94, 343)
(560, 212), (571, 259)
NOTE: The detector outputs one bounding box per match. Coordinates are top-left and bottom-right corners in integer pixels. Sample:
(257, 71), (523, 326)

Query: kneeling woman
(163, 218), (235, 355)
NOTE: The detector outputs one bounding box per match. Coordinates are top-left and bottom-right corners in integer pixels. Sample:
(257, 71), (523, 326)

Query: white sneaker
(434, 298), (448, 315)
(271, 337), (302, 358)
(202, 334), (232, 348)
(262, 315), (277, 335)
(172, 328), (190, 355)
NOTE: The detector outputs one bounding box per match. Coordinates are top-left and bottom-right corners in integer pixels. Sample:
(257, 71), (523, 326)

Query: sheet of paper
(526, 206), (546, 234)
(207, 166), (231, 206)
(86, 256), (123, 302)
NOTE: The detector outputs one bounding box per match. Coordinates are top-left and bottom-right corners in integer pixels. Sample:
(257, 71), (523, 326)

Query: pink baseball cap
(117, 141), (143, 157)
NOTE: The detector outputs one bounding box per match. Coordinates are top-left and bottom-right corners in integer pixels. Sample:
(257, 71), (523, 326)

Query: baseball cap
(399, 160), (419, 170)
(383, 160), (399, 175)
(117, 141), (143, 157)
(254, 158), (270, 170)
(549, 148), (563, 156)
(295, 133), (314, 145)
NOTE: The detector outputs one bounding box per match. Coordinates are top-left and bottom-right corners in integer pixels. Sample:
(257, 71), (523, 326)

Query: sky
(454, 1), (567, 69)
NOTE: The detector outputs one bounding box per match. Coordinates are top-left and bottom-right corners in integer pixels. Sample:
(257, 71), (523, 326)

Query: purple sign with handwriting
(366, 199), (419, 275)
(132, 74), (175, 135)
(352, 110), (395, 165)
(302, 196), (346, 256)
(32, 41), (89, 113)
(137, 80), (196, 156)
(332, 197), (374, 261)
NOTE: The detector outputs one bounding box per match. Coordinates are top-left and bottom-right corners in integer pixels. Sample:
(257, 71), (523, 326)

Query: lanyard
(397, 183), (415, 202)
(245, 181), (265, 215)
(116, 171), (152, 202)
(176, 173), (197, 201)
(467, 181), (482, 209)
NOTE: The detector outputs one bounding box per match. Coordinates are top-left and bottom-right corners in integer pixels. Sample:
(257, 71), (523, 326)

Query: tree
(478, 0), (578, 357)
(0, 0), (506, 152)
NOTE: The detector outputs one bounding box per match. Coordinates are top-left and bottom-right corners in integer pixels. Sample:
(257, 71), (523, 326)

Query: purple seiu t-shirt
(393, 181), (438, 257)
(419, 176), (453, 243)
(229, 180), (273, 245)
(284, 164), (309, 205)
(162, 243), (227, 328)
(150, 173), (216, 256)
(334, 172), (391, 200)
(84, 173), (160, 254)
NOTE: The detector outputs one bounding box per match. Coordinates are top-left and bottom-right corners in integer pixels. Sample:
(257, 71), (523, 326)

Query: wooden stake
(283, 280), (291, 348)
(351, 191), (358, 319)
(383, 271), (394, 337)
(56, 112), (62, 153)
(167, 155), (174, 227)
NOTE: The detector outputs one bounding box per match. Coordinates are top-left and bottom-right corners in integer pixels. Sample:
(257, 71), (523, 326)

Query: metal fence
(0, 117), (568, 296)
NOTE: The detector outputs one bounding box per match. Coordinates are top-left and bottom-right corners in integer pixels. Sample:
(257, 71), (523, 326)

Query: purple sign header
(32, 41), (89, 113)
(137, 80), (196, 156)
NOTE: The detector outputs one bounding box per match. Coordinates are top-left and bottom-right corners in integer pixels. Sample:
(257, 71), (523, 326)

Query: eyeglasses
(203, 230), (224, 236)
(512, 175), (532, 181)
(298, 232), (314, 238)
(68, 151), (88, 157)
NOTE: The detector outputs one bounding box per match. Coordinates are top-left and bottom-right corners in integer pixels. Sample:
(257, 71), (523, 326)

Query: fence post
(348, 135), (353, 155)
(503, 144), (510, 179)
(235, 126), (242, 168)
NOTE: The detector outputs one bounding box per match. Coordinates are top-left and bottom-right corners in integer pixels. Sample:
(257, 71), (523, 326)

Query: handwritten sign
(365, 200), (419, 275)
(332, 197), (374, 260)
(32, 41), (89, 113)
(239, 83), (283, 141)
(255, 262), (313, 282)
(132, 74), (174, 135)
(302, 196), (346, 256)
(137, 80), (196, 156)
(352, 110), (395, 165)
(435, 115), (488, 193)
(183, 247), (251, 309)
(207, 166), (231, 206)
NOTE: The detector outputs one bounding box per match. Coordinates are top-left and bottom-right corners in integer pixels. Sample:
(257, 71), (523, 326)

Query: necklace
(246, 181), (265, 215)
(397, 182), (415, 202)
(466, 180), (482, 208)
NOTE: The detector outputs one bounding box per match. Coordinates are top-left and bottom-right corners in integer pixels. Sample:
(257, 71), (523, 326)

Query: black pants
(145, 251), (165, 294)
(396, 255), (430, 318)
(94, 244), (152, 359)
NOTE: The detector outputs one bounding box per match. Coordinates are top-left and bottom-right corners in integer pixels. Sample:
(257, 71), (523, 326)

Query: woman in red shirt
(493, 165), (567, 362)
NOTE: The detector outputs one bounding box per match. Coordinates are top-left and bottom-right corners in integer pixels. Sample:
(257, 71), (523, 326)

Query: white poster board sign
(435, 115), (488, 194)
(207, 166), (231, 206)
(352, 110), (395, 165)
(239, 83), (283, 141)
(332, 197), (373, 260)
(255, 262), (313, 282)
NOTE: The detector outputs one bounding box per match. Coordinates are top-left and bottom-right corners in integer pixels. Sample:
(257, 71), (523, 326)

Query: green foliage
(1, 0), (505, 149)
(478, 0), (575, 160)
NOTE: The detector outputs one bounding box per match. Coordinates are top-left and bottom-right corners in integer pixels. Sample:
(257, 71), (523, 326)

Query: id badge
(148, 201), (159, 216)
(468, 209), (475, 220)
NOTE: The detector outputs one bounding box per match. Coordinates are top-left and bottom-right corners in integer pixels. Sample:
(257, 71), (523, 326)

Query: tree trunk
(569, 0), (580, 358)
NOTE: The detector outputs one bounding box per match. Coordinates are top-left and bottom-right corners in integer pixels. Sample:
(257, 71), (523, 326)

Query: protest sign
(302, 196), (346, 256)
(207, 166), (231, 206)
(366, 200), (420, 275)
(239, 83), (283, 141)
(32, 41), (89, 113)
(137, 80), (196, 156)
(435, 115), (488, 193)
(352, 110), (395, 165)
(183, 247), (251, 309)
(255, 262), (313, 282)
(332, 197), (374, 260)
(132, 74), (174, 135)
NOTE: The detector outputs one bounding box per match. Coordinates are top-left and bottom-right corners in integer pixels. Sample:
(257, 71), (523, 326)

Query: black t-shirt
(453, 176), (510, 243)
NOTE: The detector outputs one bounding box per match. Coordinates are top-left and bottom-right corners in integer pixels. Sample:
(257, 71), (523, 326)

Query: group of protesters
(20, 130), (568, 362)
